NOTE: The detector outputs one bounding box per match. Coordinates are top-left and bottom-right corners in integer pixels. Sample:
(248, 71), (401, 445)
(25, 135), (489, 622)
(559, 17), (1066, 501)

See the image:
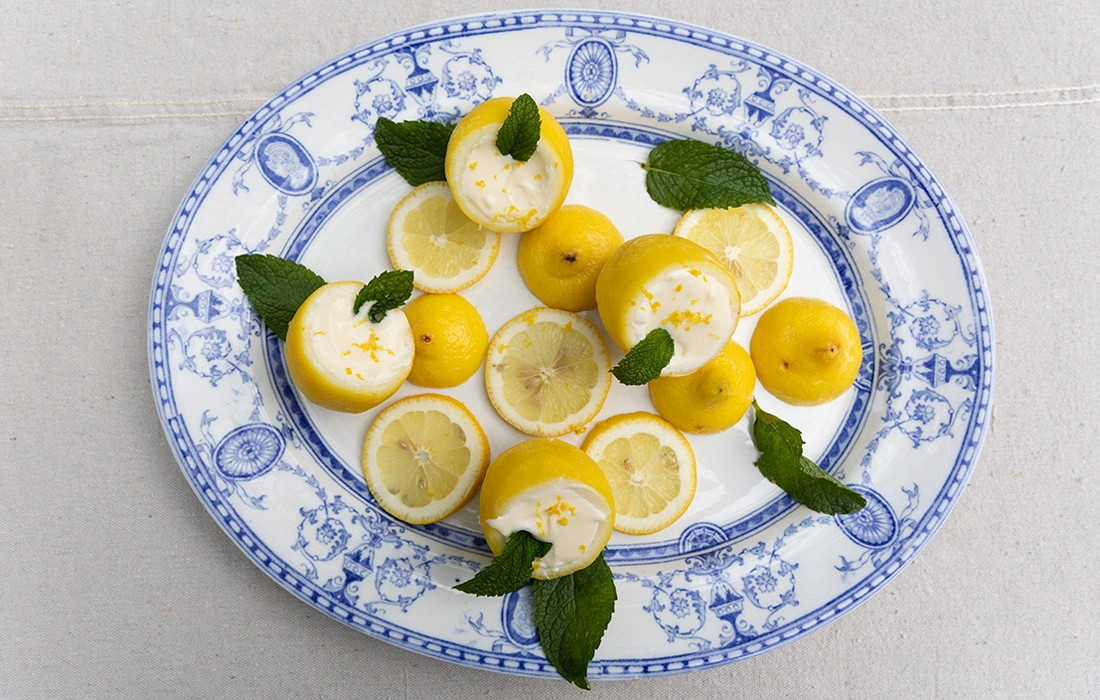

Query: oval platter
(149, 9), (994, 680)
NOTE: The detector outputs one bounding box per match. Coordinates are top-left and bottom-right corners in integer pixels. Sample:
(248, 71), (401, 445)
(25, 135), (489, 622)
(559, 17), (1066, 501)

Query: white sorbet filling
(458, 135), (561, 229)
(626, 266), (736, 376)
(300, 285), (413, 387)
(485, 479), (611, 578)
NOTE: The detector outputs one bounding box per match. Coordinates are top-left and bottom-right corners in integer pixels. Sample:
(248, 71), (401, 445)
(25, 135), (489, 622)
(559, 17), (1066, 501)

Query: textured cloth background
(2, 1), (1098, 697)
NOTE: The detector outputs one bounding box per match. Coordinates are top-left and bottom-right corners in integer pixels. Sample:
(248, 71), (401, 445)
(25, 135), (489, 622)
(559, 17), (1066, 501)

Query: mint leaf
(235, 254), (325, 341)
(495, 94), (541, 161)
(611, 328), (674, 385)
(644, 138), (775, 210)
(353, 269), (414, 322)
(455, 531), (551, 597)
(751, 401), (867, 515)
(532, 554), (616, 690)
(375, 118), (455, 186)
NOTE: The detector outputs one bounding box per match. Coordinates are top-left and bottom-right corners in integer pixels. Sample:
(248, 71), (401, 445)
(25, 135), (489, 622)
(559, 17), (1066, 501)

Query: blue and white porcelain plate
(149, 10), (993, 680)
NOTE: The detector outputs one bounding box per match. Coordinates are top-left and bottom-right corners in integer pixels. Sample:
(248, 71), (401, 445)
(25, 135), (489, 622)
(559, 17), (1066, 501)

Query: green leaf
(455, 531), (551, 597)
(611, 328), (675, 386)
(353, 269), (414, 322)
(750, 401), (867, 515)
(234, 254), (325, 341)
(495, 94), (541, 162)
(532, 554), (616, 690)
(375, 118), (455, 186)
(643, 138), (775, 210)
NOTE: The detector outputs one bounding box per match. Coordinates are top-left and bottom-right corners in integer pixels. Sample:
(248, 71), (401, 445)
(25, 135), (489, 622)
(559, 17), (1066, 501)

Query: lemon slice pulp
(674, 203), (794, 316)
(362, 394), (490, 524)
(582, 412), (696, 535)
(485, 307), (611, 437)
(387, 181), (501, 293)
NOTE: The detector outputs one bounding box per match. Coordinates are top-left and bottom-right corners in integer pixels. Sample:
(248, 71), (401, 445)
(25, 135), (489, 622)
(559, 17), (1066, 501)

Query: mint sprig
(643, 138), (775, 210)
(532, 553), (616, 690)
(455, 531), (551, 597)
(611, 328), (675, 385)
(495, 94), (541, 161)
(353, 269), (414, 322)
(235, 254), (325, 341)
(375, 118), (455, 186)
(751, 400), (867, 515)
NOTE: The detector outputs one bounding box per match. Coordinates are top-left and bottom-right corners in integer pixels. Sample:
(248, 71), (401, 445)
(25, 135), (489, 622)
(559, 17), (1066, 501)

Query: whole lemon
(750, 296), (862, 406)
(648, 341), (756, 434)
(517, 204), (623, 311)
(479, 438), (615, 579)
(403, 293), (488, 388)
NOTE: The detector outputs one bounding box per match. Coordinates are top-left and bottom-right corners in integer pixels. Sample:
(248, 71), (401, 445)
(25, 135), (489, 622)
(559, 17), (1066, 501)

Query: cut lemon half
(445, 96), (574, 233)
(387, 181), (501, 293)
(582, 412), (696, 535)
(285, 281), (414, 413)
(485, 307), (611, 437)
(674, 203), (794, 316)
(595, 234), (740, 377)
(479, 438), (615, 579)
(362, 394), (490, 525)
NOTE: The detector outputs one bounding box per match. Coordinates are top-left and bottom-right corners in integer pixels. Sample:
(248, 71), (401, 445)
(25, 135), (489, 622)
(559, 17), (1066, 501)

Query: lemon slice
(674, 203), (794, 316)
(445, 96), (574, 233)
(362, 394), (490, 524)
(485, 307), (611, 437)
(582, 412), (696, 535)
(387, 181), (501, 293)
(480, 438), (614, 579)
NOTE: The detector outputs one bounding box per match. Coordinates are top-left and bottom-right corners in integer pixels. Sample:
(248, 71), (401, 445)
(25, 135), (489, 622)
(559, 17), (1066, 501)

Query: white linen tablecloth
(2, 1), (1098, 697)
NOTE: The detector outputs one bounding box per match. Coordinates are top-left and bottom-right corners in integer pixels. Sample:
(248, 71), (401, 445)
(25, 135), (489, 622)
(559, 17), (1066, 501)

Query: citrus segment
(674, 203), (793, 316)
(403, 293), (488, 388)
(387, 181), (501, 293)
(582, 412), (696, 535)
(362, 394), (490, 524)
(479, 438), (615, 579)
(284, 280), (413, 413)
(445, 96), (574, 233)
(485, 307), (611, 437)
